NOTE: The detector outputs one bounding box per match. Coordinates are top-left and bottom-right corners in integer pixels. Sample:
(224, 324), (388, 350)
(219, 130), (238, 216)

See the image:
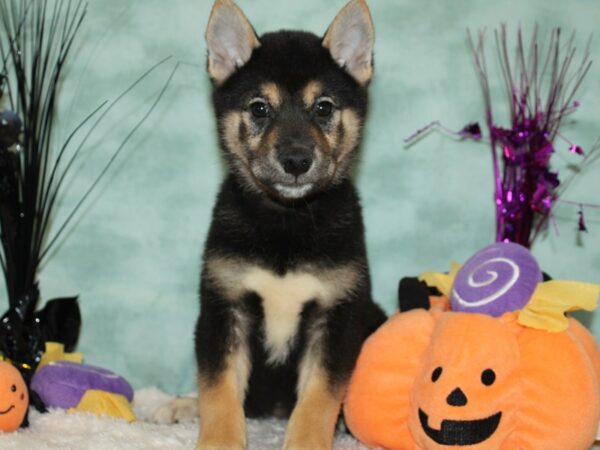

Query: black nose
(278, 145), (313, 177)
(446, 387), (468, 407)
(281, 152), (312, 176)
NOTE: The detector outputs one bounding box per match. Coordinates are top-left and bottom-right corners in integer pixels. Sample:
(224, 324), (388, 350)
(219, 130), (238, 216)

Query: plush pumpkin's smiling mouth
(419, 409), (502, 445)
(0, 405), (15, 415)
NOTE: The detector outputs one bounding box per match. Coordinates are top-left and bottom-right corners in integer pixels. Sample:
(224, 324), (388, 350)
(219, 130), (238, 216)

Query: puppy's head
(205, 0), (374, 202)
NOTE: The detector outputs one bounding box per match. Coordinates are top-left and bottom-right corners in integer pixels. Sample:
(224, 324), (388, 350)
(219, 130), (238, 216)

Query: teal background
(6, 0), (599, 394)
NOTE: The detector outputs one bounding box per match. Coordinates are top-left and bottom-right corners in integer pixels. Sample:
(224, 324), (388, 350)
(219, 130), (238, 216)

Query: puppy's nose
(446, 387), (468, 407)
(279, 147), (313, 177)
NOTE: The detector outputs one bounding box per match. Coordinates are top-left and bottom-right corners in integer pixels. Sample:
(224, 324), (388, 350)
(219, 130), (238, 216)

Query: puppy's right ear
(205, 0), (260, 85)
(323, 0), (374, 85)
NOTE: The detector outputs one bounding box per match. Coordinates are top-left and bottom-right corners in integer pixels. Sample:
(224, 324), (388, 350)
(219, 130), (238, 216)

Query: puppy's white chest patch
(241, 268), (332, 364)
(206, 256), (360, 365)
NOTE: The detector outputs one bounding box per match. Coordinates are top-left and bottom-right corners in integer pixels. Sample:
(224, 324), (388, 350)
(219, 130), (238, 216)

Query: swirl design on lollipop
(453, 257), (520, 307)
(451, 243), (542, 317)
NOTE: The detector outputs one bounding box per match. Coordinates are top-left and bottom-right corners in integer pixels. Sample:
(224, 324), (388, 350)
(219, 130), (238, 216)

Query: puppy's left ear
(322, 0), (374, 85)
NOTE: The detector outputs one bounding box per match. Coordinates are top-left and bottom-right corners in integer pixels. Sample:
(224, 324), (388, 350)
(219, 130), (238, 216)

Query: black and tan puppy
(159, 0), (386, 448)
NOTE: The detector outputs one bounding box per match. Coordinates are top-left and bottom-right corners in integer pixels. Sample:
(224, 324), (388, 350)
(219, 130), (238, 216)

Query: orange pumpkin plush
(0, 361), (29, 432)
(345, 243), (600, 450)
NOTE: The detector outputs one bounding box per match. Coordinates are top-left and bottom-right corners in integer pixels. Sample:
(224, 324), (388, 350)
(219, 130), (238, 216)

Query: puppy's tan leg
(196, 366), (246, 450)
(283, 364), (344, 450)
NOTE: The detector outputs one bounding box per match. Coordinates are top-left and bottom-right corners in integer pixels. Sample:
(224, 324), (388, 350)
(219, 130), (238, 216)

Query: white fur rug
(0, 388), (367, 449)
(2, 388), (599, 449)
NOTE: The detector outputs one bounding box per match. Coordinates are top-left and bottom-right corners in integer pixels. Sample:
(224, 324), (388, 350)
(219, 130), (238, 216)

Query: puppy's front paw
(282, 438), (330, 450)
(196, 420), (246, 450)
(283, 419), (331, 450)
(152, 396), (198, 424)
(195, 443), (244, 450)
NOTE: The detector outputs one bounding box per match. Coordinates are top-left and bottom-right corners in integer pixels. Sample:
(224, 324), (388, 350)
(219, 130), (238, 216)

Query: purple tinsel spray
(467, 26), (594, 248)
(405, 26), (599, 247)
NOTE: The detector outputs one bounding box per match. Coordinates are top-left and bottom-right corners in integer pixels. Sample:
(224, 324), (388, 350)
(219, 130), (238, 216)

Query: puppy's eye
(249, 100), (270, 118)
(314, 98), (334, 117)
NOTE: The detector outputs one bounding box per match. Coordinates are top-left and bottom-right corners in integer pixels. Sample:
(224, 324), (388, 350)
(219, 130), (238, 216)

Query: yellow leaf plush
(68, 390), (136, 422)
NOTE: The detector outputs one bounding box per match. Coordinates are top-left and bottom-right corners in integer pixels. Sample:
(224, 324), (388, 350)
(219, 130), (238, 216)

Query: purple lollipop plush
(31, 361), (134, 409)
(451, 242), (542, 317)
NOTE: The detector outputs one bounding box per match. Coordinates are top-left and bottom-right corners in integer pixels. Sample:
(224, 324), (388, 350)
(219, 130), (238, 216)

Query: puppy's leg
(195, 289), (250, 450)
(283, 362), (344, 450)
(284, 300), (370, 450)
(197, 365), (246, 450)
(283, 315), (343, 450)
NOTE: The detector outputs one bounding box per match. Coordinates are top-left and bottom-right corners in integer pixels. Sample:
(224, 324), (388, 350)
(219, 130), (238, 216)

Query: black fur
(214, 31), (367, 112)
(195, 29), (385, 420)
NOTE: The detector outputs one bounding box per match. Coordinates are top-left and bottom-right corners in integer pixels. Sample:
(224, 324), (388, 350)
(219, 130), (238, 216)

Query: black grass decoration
(0, 0), (88, 390)
(0, 0), (175, 397)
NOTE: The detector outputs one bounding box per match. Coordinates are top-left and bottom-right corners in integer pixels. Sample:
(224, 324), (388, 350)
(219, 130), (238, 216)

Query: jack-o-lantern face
(0, 361), (29, 432)
(345, 297), (600, 450)
(409, 313), (520, 449)
(418, 368), (501, 445)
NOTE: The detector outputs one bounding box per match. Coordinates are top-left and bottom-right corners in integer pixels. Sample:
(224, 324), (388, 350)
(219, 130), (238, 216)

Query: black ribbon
(0, 294), (81, 422)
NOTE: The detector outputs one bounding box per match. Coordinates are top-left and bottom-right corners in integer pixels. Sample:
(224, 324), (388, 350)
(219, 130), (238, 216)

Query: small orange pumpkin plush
(0, 361), (29, 432)
(344, 243), (600, 450)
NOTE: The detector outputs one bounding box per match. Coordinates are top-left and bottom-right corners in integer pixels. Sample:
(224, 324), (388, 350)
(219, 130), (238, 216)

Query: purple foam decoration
(451, 242), (542, 317)
(31, 361), (134, 409)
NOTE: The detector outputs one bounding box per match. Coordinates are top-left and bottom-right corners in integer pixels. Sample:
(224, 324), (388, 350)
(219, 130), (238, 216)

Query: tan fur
(197, 367), (247, 450)
(234, 85), (281, 158)
(310, 122), (335, 156)
(244, 111), (263, 150)
(311, 107), (361, 184)
(223, 109), (276, 158)
(256, 125), (278, 158)
(283, 366), (344, 450)
(336, 108), (360, 162)
(220, 81), (361, 193)
(231, 310), (252, 395)
(222, 111), (246, 159)
(206, 256), (360, 363)
(261, 82), (283, 108)
(295, 314), (326, 396)
(302, 81), (323, 107)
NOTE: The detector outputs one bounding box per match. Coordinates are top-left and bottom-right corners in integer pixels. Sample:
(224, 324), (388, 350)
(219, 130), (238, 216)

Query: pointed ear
(205, 0), (260, 85)
(322, 0), (374, 85)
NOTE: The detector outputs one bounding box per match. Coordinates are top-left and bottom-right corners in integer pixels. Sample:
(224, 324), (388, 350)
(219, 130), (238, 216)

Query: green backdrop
(7, 0), (598, 394)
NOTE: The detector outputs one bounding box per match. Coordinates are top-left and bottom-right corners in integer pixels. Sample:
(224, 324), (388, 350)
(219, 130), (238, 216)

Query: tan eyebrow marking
(260, 82), (283, 107)
(302, 80), (323, 107)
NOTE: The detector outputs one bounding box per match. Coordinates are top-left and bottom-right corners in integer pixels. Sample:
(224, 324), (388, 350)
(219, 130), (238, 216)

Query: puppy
(158, 1), (386, 449)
